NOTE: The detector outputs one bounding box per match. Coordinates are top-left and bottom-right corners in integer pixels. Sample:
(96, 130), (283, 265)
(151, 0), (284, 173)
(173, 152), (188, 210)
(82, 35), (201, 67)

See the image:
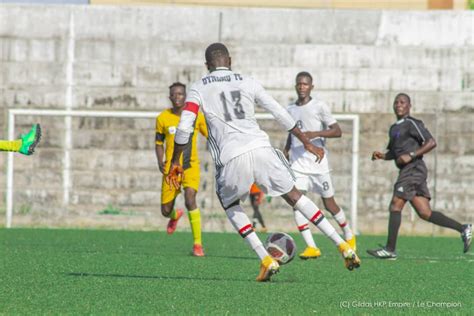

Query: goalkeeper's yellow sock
(0, 140), (21, 152)
(188, 208), (202, 246)
(169, 208), (179, 220)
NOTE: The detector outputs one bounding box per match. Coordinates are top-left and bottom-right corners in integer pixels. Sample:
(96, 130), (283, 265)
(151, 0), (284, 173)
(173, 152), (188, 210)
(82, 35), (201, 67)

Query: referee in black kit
(367, 93), (471, 259)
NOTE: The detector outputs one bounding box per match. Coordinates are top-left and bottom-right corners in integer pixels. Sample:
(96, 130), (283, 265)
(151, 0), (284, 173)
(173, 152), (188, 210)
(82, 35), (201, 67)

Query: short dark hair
(169, 82), (186, 91)
(296, 71), (313, 82)
(395, 93), (411, 104)
(205, 43), (229, 64)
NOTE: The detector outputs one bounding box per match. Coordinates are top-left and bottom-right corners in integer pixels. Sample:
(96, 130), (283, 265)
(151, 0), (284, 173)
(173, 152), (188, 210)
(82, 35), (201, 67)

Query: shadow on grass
(360, 254), (470, 262)
(4, 242), (258, 260)
(65, 272), (297, 283)
(204, 254), (256, 260)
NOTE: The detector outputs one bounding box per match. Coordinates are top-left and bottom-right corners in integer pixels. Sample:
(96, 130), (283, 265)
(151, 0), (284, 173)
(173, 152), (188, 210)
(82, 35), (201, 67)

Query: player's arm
(304, 122), (342, 139)
(283, 133), (291, 160)
(415, 137), (436, 156)
(372, 143), (396, 161)
(155, 143), (165, 174)
(372, 150), (395, 161)
(198, 113), (209, 139)
(166, 102), (199, 189)
(290, 127), (324, 162)
(254, 83), (324, 162)
(397, 137), (436, 165)
(397, 120), (436, 165)
(155, 118), (166, 174)
(304, 102), (341, 139)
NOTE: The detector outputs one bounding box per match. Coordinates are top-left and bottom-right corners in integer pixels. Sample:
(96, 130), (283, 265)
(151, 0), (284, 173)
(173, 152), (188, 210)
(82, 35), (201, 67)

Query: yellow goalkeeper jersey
(155, 109), (208, 172)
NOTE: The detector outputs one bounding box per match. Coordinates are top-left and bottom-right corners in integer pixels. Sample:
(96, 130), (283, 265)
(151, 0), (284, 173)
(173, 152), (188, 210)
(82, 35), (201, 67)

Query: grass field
(1, 228), (472, 314)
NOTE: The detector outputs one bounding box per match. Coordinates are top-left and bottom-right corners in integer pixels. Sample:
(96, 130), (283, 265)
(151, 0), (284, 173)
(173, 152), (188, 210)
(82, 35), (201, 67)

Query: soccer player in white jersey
(166, 43), (360, 282)
(284, 72), (356, 260)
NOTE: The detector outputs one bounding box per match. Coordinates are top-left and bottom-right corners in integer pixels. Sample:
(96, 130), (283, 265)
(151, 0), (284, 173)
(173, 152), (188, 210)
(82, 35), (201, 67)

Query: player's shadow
(360, 254), (469, 262)
(65, 272), (296, 283)
(203, 254), (256, 260)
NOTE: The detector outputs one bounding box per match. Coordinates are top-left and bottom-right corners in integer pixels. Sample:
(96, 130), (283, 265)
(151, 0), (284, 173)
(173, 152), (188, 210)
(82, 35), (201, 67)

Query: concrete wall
(1, 5), (473, 236)
(91, 0), (469, 10)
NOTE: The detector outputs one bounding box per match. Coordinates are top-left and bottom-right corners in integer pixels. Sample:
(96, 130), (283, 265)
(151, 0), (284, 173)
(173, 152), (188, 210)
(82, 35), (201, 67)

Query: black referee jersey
(386, 116), (433, 170)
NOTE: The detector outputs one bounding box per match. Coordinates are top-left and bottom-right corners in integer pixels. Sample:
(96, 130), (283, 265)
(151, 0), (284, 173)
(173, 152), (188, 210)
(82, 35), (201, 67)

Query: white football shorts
(294, 170), (335, 198)
(215, 147), (295, 208)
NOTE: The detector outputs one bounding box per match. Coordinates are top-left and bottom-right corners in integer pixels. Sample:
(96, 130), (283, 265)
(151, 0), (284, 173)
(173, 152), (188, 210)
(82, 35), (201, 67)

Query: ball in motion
(264, 232), (297, 265)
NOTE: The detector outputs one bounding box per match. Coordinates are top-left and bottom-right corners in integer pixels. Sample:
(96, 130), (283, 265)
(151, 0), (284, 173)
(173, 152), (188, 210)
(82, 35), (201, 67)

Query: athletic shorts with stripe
(216, 147), (295, 208)
(393, 161), (431, 201)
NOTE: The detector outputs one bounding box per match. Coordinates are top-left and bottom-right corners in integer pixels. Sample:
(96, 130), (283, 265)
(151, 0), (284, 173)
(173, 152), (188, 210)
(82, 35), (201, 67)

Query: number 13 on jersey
(220, 90), (245, 121)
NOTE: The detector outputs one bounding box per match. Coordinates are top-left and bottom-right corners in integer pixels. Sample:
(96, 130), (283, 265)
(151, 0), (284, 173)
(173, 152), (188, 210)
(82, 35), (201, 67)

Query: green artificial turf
(0, 228), (472, 314)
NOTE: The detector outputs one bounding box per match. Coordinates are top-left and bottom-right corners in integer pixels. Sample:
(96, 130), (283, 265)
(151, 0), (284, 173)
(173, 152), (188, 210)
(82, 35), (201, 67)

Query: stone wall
(1, 5), (473, 235)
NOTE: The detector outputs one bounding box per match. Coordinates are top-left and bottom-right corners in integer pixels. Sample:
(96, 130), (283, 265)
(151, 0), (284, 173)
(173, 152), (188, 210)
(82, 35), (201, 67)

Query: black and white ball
(264, 232), (297, 265)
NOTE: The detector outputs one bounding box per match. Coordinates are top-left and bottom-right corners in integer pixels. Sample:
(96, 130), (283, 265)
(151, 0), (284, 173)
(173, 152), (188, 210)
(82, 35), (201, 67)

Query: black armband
(155, 133), (165, 142)
(288, 123), (298, 132)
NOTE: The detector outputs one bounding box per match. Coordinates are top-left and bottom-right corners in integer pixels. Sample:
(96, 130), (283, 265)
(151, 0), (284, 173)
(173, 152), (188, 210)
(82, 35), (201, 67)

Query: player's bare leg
(283, 187), (360, 271)
(162, 200), (183, 235)
(322, 196), (356, 250)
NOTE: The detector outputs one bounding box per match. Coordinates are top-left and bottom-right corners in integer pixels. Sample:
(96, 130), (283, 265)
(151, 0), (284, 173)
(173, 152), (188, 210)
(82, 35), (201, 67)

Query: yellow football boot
(299, 246), (322, 260)
(256, 255), (279, 282)
(338, 242), (361, 271)
(346, 236), (357, 251)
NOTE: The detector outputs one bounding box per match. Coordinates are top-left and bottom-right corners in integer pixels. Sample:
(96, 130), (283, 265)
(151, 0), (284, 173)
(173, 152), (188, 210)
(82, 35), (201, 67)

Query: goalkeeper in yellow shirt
(155, 82), (208, 256)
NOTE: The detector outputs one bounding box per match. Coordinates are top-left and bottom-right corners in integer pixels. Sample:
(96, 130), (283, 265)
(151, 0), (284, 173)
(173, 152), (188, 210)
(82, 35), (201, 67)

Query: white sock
(333, 209), (354, 240)
(294, 210), (317, 248)
(294, 195), (344, 246)
(225, 204), (268, 260)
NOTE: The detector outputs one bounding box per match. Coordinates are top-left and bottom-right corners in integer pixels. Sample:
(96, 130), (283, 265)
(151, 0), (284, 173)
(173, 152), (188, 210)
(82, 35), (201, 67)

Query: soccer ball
(264, 232), (297, 265)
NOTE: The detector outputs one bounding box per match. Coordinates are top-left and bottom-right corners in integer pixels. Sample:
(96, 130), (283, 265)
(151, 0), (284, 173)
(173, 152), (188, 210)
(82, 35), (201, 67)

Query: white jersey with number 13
(181, 68), (296, 168)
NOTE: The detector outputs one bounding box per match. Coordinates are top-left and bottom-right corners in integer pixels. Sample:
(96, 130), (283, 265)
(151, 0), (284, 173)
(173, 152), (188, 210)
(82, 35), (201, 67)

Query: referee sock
(386, 211), (401, 252)
(294, 195), (344, 246)
(428, 211), (463, 233)
(333, 209), (354, 240)
(294, 210), (317, 248)
(225, 204), (268, 260)
(0, 140), (21, 152)
(188, 208), (202, 246)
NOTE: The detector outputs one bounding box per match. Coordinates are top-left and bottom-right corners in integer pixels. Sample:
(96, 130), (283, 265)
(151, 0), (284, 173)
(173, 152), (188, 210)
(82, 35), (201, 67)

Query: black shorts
(393, 162), (431, 201)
